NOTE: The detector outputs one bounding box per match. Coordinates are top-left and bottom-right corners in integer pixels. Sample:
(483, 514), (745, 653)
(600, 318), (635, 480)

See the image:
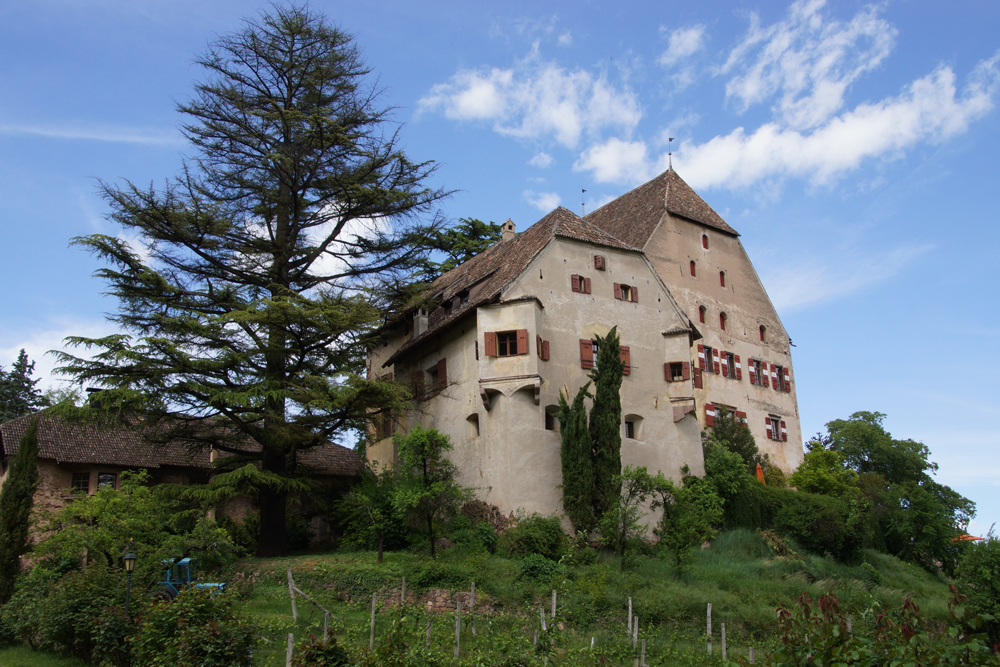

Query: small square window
(71, 472), (89, 493)
(624, 420), (635, 439)
(97, 473), (116, 490)
(497, 332), (518, 356)
(594, 255), (606, 271)
(669, 362), (684, 382)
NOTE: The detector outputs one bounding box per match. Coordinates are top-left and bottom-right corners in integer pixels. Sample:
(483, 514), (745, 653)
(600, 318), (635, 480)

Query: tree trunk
(428, 515), (436, 558)
(257, 449), (288, 557)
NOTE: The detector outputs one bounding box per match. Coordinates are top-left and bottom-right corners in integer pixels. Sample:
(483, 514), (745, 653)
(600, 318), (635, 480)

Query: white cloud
(720, 0), (896, 130)
(419, 49), (642, 148)
(558, 31), (572, 46)
(0, 318), (118, 391)
(659, 25), (706, 67)
(574, 138), (657, 184)
(523, 190), (561, 212)
(761, 243), (932, 312)
(0, 123), (180, 145)
(677, 58), (1000, 189)
(529, 152), (553, 168)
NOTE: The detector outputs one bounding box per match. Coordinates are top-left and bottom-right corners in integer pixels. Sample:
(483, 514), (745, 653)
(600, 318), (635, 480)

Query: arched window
(702, 234), (709, 249)
(759, 325), (766, 342)
(719, 271), (726, 287)
(720, 312), (727, 331)
(466, 413), (480, 438)
(690, 260), (696, 277)
(699, 305), (706, 324)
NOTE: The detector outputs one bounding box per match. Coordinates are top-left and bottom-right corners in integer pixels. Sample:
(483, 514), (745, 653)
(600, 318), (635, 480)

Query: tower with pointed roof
(586, 169), (802, 472)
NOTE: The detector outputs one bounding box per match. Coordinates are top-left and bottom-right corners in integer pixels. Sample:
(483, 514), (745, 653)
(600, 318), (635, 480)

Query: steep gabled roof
(0, 412), (363, 477)
(584, 168), (738, 248)
(386, 207), (638, 365)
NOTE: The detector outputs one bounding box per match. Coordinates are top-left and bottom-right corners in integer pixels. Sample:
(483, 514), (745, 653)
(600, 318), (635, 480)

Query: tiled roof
(386, 207), (638, 365)
(0, 412), (363, 477)
(584, 168), (738, 248)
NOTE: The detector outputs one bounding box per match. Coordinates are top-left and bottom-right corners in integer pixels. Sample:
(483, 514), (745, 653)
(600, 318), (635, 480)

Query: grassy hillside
(233, 529), (952, 665)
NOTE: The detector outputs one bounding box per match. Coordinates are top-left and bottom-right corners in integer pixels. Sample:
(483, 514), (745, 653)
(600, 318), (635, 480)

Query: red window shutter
(594, 255), (605, 270)
(784, 368), (791, 392)
(720, 353), (729, 377)
(584, 277), (592, 294)
(736, 411), (747, 424)
(614, 283), (622, 300)
(748, 361), (756, 385)
(762, 363), (770, 388)
(705, 403), (715, 427)
(580, 339), (594, 369)
(663, 363), (670, 381)
(517, 329), (529, 355)
(713, 349), (721, 374)
(437, 358), (447, 388)
(780, 420), (788, 442)
(734, 355), (742, 380)
(697, 344), (706, 370)
(682, 361), (690, 380)
(484, 332), (497, 357)
(541, 340), (550, 361)
(621, 346), (631, 376)
(765, 417), (773, 440)
(571, 274), (581, 292)
(632, 286), (639, 302)
(693, 367), (703, 389)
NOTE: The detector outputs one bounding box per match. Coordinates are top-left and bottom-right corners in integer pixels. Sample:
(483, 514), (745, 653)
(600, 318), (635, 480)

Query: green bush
(1, 562), (130, 665)
(957, 529), (1000, 644)
(519, 553), (558, 582)
(291, 634), (351, 666)
(411, 560), (474, 591)
(474, 522), (499, 554)
(499, 514), (568, 561)
(131, 588), (255, 667)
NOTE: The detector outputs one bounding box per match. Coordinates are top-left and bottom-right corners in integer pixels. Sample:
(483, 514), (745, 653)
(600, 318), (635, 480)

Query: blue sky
(1, 0), (997, 536)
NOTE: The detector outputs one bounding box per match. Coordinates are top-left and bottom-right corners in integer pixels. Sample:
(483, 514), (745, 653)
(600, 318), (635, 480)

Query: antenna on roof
(668, 137), (675, 169)
(581, 189), (587, 216)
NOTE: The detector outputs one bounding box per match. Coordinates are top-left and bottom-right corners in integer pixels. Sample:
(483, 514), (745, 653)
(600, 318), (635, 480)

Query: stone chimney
(501, 218), (516, 242)
(413, 308), (429, 338)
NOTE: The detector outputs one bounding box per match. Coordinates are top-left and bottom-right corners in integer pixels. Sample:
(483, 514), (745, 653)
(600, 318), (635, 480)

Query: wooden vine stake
(551, 589), (557, 618)
(471, 582), (476, 637)
(425, 620), (432, 649)
(401, 577), (406, 605)
(749, 646), (756, 664)
(323, 611), (329, 644)
(707, 602), (713, 655)
(640, 638), (646, 667)
(287, 568), (298, 621)
(540, 606), (547, 632)
(627, 597), (633, 638)
(369, 593), (377, 650)
(285, 633), (294, 667)
(722, 622), (727, 660)
(633, 616), (638, 648)
(454, 601), (461, 658)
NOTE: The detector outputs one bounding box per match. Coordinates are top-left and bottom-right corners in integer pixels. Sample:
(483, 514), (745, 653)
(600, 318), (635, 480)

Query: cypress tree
(0, 418), (40, 603)
(589, 327), (624, 520)
(557, 382), (595, 535)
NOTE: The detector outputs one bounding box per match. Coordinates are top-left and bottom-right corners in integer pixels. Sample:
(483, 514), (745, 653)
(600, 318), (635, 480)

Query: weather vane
(668, 137), (675, 169)
(581, 188), (587, 216)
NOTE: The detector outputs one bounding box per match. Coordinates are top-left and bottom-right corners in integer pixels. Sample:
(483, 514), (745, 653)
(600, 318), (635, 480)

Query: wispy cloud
(529, 152), (553, 167)
(524, 189), (561, 212)
(659, 25), (706, 67)
(720, 0), (895, 130)
(418, 45), (642, 149)
(762, 243), (933, 311)
(0, 123), (181, 145)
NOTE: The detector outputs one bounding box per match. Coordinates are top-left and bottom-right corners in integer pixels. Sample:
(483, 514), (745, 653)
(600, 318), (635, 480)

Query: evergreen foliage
(53, 6), (447, 556)
(419, 217), (503, 280)
(339, 466), (404, 563)
(588, 327), (624, 520)
(702, 406), (765, 473)
(0, 350), (44, 422)
(0, 418), (39, 604)
(597, 465), (654, 571)
(652, 469), (723, 569)
(393, 426), (470, 558)
(957, 527), (1000, 645)
(556, 382), (595, 535)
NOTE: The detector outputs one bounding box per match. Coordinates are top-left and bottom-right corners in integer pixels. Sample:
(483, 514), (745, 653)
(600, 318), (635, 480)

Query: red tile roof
(584, 168), (738, 247)
(0, 412), (363, 477)
(386, 207), (638, 365)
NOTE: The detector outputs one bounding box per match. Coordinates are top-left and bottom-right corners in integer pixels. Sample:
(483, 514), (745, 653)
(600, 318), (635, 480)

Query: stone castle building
(368, 168), (803, 519)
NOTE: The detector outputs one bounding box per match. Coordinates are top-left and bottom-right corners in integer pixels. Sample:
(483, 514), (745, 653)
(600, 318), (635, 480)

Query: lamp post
(123, 552), (137, 617)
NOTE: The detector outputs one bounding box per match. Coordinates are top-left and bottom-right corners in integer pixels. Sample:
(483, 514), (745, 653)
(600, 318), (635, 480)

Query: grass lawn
(0, 646), (86, 667)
